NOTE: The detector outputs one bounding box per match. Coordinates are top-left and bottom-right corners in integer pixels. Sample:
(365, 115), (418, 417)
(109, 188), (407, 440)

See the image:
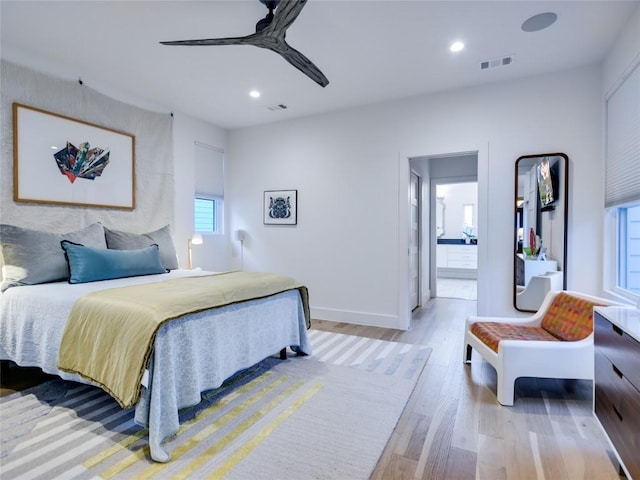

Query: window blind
(194, 142), (224, 197)
(605, 61), (640, 207)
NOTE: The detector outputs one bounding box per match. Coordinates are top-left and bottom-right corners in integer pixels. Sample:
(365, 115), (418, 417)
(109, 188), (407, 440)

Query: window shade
(605, 61), (640, 207)
(194, 142), (224, 197)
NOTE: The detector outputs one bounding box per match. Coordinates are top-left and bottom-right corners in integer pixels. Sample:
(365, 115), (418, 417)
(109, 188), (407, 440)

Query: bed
(0, 223), (311, 462)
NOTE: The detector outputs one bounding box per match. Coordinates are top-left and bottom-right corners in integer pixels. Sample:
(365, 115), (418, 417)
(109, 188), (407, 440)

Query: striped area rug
(1, 330), (431, 480)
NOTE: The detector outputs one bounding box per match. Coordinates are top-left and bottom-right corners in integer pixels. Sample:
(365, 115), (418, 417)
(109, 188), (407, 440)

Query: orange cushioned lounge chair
(463, 290), (618, 406)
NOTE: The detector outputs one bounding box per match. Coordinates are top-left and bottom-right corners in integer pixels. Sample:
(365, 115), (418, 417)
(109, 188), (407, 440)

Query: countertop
(437, 238), (477, 245)
(595, 306), (640, 343)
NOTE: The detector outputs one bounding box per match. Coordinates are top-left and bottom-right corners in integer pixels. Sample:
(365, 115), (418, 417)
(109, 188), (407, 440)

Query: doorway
(434, 181), (478, 300)
(408, 152), (479, 313)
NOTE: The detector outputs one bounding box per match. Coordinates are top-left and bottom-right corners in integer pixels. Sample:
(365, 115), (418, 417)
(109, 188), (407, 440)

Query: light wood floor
(1, 296), (625, 479)
(437, 278), (477, 301)
(314, 297), (625, 480)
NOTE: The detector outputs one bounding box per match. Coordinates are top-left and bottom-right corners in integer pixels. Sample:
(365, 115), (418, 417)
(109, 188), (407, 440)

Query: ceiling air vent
(266, 104), (288, 111)
(480, 55), (515, 70)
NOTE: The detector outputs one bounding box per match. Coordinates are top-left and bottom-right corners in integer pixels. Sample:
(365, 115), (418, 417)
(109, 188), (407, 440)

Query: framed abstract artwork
(263, 189), (297, 225)
(13, 103), (135, 210)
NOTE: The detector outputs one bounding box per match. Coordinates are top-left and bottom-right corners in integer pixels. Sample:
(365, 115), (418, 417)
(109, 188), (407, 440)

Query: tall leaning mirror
(514, 153), (568, 311)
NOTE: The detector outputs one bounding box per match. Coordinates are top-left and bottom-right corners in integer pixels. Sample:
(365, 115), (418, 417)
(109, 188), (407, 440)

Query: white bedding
(0, 269), (311, 462)
(0, 269), (206, 376)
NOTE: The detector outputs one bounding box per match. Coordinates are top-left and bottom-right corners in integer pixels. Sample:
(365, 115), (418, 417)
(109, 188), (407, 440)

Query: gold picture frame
(13, 103), (135, 210)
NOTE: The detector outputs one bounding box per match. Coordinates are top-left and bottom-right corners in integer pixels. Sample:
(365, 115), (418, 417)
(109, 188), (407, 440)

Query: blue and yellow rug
(1, 331), (430, 479)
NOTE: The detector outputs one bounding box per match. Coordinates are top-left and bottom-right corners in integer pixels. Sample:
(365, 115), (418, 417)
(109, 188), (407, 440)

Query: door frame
(397, 145), (489, 330)
(410, 170), (421, 310)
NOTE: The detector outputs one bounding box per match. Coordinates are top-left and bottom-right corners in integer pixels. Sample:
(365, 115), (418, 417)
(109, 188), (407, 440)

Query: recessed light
(521, 12), (557, 32)
(249, 90), (261, 98)
(450, 41), (464, 53)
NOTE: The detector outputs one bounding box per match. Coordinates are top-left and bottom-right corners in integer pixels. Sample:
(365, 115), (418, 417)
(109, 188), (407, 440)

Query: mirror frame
(514, 153), (569, 312)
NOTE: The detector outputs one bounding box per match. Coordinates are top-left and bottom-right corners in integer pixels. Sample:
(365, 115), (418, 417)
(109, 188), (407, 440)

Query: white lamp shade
(191, 234), (204, 245)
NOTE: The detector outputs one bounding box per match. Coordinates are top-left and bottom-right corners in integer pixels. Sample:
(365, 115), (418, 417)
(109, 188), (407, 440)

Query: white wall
(602, 4), (640, 97)
(227, 64), (604, 328)
(429, 154), (478, 181)
(171, 112), (229, 271)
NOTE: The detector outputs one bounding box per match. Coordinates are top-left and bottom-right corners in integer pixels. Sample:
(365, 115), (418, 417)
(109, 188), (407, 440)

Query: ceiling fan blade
(264, 0), (307, 36)
(160, 34), (257, 47)
(160, 0), (329, 87)
(270, 39), (329, 87)
(258, 1), (328, 87)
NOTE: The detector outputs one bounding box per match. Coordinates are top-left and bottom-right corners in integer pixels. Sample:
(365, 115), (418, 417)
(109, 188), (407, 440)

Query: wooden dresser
(594, 306), (640, 480)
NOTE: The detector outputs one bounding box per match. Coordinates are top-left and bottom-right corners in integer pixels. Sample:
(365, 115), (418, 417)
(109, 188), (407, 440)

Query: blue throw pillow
(61, 241), (167, 284)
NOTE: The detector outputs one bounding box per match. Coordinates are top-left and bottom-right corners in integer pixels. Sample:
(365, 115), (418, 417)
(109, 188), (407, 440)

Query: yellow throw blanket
(57, 271), (310, 408)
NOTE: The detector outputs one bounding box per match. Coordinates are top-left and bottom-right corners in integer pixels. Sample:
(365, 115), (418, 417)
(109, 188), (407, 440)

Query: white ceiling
(2, 0), (638, 130)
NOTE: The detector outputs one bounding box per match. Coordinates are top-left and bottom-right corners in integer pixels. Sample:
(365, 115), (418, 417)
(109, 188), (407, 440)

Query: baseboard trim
(311, 307), (402, 329)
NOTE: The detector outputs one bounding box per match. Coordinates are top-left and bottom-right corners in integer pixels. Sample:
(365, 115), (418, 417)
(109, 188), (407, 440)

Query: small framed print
(264, 190), (297, 225)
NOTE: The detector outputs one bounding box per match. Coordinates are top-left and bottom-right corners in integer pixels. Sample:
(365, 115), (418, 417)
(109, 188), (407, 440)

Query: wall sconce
(234, 230), (245, 270)
(188, 233), (203, 269)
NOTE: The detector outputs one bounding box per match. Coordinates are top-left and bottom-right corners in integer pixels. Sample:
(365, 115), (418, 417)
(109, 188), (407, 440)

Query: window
(194, 142), (224, 234)
(463, 203), (474, 228)
(194, 196), (218, 233)
(617, 203), (640, 296)
(604, 60), (639, 304)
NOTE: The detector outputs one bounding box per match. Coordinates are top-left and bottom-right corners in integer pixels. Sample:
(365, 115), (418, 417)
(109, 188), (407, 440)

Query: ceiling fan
(160, 0), (329, 87)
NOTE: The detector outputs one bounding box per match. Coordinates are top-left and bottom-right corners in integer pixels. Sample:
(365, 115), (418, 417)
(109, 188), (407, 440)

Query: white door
(409, 172), (420, 310)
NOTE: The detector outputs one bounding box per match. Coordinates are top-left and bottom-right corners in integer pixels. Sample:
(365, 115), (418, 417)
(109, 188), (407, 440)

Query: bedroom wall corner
(171, 111), (230, 271)
(0, 60), (174, 235)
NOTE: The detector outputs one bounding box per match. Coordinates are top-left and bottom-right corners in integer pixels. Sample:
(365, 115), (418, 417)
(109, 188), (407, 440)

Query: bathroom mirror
(514, 153), (568, 311)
